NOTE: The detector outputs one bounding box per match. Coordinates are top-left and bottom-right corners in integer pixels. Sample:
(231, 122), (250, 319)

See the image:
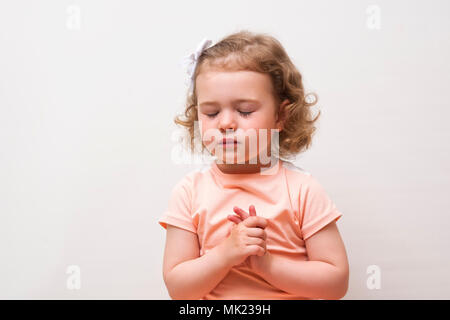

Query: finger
(249, 205), (257, 216)
(243, 216), (268, 229)
(245, 236), (265, 247)
(247, 245), (266, 257)
(246, 227), (267, 240)
(227, 215), (242, 224)
(233, 206), (249, 220)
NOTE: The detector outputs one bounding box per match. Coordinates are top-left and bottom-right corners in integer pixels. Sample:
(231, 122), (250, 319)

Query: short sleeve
(300, 176), (343, 240)
(158, 176), (196, 234)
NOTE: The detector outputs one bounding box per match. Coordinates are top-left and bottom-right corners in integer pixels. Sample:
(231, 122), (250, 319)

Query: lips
(220, 138), (239, 145)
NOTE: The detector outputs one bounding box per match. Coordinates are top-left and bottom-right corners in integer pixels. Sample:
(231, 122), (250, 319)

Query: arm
(255, 221), (349, 299)
(162, 225), (233, 300)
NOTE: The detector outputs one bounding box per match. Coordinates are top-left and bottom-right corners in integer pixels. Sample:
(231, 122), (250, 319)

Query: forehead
(195, 69), (274, 104)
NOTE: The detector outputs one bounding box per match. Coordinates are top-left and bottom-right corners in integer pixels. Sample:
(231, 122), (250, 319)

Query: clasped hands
(225, 205), (271, 275)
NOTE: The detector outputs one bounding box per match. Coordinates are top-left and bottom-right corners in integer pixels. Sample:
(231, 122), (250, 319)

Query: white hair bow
(179, 38), (214, 95)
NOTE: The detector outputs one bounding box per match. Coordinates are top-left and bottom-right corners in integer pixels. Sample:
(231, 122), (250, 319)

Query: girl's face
(196, 69), (287, 165)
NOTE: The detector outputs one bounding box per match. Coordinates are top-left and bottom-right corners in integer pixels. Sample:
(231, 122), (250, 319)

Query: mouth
(220, 138), (239, 145)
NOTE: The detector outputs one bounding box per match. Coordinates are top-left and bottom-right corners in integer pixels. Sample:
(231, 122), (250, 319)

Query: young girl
(158, 30), (349, 300)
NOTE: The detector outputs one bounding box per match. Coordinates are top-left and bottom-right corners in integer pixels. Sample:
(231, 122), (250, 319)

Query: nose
(218, 109), (237, 133)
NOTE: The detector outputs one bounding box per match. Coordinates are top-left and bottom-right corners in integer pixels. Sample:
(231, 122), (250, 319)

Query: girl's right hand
(218, 213), (268, 267)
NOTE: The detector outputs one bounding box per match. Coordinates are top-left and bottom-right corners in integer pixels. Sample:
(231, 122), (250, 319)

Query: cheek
(199, 120), (219, 147)
(198, 117), (210, 136)
(242, 116), (265, 130)
(245, 117), (275, 133)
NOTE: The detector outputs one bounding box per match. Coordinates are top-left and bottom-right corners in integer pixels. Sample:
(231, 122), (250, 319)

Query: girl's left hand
(227, 205), (269, 274)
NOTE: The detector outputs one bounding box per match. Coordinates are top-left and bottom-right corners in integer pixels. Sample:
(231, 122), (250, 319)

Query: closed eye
(239, 111), (253, 117)
(206, 111), (253, 118)
(206, 112), (218, 118)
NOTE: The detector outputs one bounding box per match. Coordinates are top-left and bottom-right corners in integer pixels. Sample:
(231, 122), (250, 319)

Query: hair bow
(179, 38), (214, 95)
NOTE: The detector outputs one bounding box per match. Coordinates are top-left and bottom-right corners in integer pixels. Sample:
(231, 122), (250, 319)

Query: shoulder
(281, 160), (328, 194)
(172, 162), (214, 190)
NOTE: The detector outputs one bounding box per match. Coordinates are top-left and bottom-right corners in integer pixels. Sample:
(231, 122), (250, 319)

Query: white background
(1, 0), (449, 299)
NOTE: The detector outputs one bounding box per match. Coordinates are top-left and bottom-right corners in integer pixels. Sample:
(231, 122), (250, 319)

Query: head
(175, 30), (320, 162)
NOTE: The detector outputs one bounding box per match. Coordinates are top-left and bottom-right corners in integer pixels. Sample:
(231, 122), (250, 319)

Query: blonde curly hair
(174, 30), (320, 161)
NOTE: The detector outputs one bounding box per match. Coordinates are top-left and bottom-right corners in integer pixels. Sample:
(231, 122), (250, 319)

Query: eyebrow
(199, 99), (261, 107)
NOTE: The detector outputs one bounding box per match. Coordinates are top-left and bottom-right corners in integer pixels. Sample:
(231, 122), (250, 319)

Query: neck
(215, 156), (279, 174)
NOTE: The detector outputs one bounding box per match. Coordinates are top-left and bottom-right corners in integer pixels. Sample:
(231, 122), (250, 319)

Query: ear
(275, 99), (290, 131)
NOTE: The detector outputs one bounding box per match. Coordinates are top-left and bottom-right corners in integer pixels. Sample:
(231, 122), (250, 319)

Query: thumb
(227, 222), (236, 236)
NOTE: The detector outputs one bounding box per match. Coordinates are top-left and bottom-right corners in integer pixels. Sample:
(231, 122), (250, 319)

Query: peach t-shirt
(158, 158), (343, 300)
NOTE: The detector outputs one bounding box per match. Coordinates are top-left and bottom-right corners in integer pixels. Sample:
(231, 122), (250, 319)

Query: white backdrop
(1, 0), (449, 299)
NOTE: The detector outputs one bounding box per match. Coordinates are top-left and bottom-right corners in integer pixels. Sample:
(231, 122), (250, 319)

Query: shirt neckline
(210, 158), (283, 180)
